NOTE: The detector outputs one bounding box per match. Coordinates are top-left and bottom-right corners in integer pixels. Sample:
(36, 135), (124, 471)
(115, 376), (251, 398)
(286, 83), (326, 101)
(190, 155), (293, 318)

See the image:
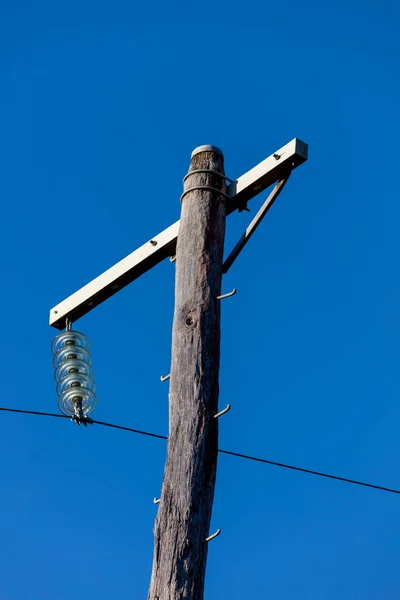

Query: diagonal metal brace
(223, 176), (290, 274)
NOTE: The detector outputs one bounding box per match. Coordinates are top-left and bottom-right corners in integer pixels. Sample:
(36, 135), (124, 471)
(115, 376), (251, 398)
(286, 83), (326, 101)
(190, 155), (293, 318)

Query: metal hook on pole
(217, 288), (237, 300)
(154, 497), (161, 504)
(203, 529), (221, 543)
(170, 255), (176, 263)
(214, 404), (231, 419)
(160, 374), (170, 382)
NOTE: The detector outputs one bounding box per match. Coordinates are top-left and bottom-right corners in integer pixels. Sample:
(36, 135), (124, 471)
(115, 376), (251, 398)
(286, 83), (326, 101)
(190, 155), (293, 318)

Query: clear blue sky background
(1, 0), (399, 598)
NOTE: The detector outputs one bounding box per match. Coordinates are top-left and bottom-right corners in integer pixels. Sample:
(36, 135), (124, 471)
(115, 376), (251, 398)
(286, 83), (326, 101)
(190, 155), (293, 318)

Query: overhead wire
(217, 449), (400, 495)
(1, 406), (399, 496)
(0, 407), (168, 440)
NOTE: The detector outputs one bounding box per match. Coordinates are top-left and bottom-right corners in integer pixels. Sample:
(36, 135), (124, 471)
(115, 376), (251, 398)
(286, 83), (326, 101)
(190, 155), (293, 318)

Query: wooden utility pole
(49, 135), (307, 597)
(148, 146), (227, 600)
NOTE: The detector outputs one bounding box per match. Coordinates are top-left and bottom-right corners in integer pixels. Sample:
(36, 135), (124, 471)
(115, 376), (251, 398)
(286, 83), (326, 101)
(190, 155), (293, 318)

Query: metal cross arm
(49, 138), (308, 329)
(49, 221), (179, 329)
(226, 138), (307, 214)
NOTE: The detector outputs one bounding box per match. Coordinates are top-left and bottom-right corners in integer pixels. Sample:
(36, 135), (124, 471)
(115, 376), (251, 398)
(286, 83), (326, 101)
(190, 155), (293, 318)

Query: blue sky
(1, 0), (399, 598)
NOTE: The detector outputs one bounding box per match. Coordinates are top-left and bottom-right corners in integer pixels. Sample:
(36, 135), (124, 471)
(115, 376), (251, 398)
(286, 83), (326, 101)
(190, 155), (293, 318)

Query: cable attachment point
(153, 497), (161, 504)
(170, 255), (176, 263)
(217, 288), (237, 300)
(214, 404), (231, 419)
(160, 374), (170, 382)
(203, 529), (221, 543)
(66, 319), (72, 331)
(71, 398), (94, 426)
(72, 414), (94, 427)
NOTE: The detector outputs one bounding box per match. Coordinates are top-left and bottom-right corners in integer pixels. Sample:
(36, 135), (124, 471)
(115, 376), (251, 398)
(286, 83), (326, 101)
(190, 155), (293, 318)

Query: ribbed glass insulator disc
(55, 359), (94, 382)
(53, 345), (92, 368)
(57, 372), (96, 396)
(58, 387), (98, 417)
(51, 330), (90, 355)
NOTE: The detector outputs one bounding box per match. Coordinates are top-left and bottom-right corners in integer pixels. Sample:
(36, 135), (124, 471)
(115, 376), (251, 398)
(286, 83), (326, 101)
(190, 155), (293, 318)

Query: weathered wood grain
(148, 148), (227, 600)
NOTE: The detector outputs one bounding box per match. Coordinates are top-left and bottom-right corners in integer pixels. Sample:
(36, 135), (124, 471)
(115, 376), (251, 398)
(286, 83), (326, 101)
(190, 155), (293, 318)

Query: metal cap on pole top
(191, 145), (223, 158)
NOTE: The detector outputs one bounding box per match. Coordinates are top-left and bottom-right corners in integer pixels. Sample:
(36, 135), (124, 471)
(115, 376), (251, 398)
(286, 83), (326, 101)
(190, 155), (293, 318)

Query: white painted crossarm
(226, 138), (307, 213)
(50, 138), (308, 329)
(50, 221), (179, 329)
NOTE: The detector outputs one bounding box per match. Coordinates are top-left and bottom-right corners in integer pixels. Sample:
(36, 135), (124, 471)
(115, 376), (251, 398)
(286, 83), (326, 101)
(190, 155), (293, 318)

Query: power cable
(1, 406), (399, 496)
